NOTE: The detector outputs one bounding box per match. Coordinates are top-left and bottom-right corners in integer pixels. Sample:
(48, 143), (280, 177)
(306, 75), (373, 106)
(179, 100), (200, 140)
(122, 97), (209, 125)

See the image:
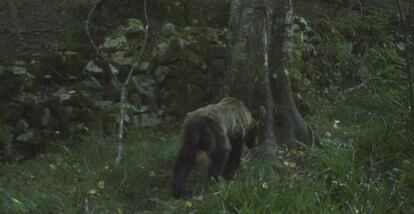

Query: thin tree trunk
(115, 85), (127, 164)
(115, 0), (149, 164)
(262, 6), (277, 154)
(86, 0), (149, 164)
(270, 0), (314, 148)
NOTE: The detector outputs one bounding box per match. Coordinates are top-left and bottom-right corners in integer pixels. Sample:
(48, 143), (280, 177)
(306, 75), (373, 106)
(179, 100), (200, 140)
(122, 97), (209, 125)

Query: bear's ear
(252, 106), (266, 121)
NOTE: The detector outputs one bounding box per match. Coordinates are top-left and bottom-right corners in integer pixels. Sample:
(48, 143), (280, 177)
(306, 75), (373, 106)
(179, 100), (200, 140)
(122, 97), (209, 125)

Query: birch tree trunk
(226, 0), (314, 151)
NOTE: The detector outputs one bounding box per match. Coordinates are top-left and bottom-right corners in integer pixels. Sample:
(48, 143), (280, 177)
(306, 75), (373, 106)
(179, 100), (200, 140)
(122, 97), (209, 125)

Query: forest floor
(1, 89), (413, 213)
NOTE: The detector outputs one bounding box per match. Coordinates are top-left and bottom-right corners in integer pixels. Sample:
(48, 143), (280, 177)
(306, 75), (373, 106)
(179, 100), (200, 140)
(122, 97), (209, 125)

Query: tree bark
(226, 0), (314, 150)
(226, 0), (277, 154)
(270, 0), (314, 148)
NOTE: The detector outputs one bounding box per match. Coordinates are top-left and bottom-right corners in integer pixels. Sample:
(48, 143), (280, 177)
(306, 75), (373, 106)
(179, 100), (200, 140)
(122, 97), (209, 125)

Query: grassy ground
(1, 88), (413, 213)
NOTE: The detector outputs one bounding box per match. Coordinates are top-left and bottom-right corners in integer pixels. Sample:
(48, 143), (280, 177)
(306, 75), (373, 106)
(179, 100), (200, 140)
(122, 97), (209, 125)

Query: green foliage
(0, 52), (99, 160)
(0, 3), (228, 158)
(148, 22), (226, 115)
(287, 4), (413, 212)
(292, 5), (408, 120)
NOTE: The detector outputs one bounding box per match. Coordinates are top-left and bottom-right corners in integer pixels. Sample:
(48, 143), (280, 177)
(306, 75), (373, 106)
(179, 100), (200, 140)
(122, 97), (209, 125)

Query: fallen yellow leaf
(184, 201), (192, 208)
(194, 195), (204, 201)
(262, 182), (269, 189)
(98, 180), (105, 189)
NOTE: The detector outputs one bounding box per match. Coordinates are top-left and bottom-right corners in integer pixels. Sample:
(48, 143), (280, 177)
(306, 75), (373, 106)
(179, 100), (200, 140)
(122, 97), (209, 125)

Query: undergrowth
(1, 97), (413, 213)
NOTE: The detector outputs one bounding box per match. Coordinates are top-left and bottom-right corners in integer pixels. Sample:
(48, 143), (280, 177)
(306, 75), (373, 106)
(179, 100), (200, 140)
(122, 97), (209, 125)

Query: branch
(396, 0), (406, 24)
(124, 0), (150, 85)
(86, 0), (106, 60)
(18, 29), (67, 34)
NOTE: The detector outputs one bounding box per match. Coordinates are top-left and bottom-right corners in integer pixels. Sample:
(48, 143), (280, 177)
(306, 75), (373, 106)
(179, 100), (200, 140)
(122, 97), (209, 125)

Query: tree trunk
(270, 0), (314, 148)
(226, 0), (277, 154)
(226, 0), (314, 150)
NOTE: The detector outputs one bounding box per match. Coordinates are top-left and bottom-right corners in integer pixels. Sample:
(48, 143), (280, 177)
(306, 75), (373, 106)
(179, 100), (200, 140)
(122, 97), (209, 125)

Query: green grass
(1, 64), (414, 213)
(1, 80), (414, 213)
(1, 114), (413, 213)
(0, 126), (179, 213)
